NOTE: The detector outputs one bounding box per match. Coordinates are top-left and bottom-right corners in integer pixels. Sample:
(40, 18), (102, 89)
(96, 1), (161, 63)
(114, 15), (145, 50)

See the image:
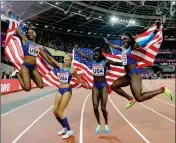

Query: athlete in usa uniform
(105, 21), (174, 108)
(15, 28), (58, 91)
(52, 55), (86, 139)
(75, 47), (123, 134)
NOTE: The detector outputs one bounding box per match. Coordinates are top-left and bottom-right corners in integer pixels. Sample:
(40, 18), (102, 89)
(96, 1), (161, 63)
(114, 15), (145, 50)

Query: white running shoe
(57, 127), (67, 135)
(62, 130), (73, 139)
(9, 70), (18, 78)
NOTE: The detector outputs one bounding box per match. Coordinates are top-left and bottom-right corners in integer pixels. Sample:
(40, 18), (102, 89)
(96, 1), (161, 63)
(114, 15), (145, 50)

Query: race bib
(59, 73), (69, 83)
(121, 52), (127, 65)
(92, 65), (104, 76)
(28, 45), (40, 56)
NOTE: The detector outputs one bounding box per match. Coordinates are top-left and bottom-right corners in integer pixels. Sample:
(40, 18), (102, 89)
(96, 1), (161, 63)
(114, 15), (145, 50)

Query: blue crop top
(23, 40), (40, 57)
(92, 60), (107, 76)
(122, 32), (155, 65)
(52, 67), (72, 84)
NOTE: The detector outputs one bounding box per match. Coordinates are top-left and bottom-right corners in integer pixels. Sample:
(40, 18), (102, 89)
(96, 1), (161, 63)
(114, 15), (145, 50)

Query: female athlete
(105, 21), (174, 108)
(14, 28), (58, 91)
(52, 55), (86, 139)
(75, 47), (123, 134)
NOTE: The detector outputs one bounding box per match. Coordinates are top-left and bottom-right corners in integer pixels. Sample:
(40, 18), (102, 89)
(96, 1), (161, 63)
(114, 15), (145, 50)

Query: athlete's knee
(111, 83), (119, 90)
(57, 110), (64, 117)
(134, 96), (143, 102)
(53, 110), (57, 116)
(38, 84), (43, 89)
(111, 83), (121, 92)
(101, 107), (107, 112)
(111, 83), (116, 90)
(93, 105), (98, 111)
(23, 86), (31, 91)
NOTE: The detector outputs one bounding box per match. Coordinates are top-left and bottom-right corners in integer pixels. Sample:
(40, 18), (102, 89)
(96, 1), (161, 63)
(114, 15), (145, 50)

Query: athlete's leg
(130, 74), (165, 102)
(100, 86), (108, 125)
(57, 91), (73, 138)
(30, 68), (43, 89)
(111, 75), (133, 100)
(92, 87), (101, 125)
(57, 92), (72, 130)
(100, 85), (110, 134)
(53, 93), (65, 128)
(17, 66), (31, 91)
(92, 87), (102, 134)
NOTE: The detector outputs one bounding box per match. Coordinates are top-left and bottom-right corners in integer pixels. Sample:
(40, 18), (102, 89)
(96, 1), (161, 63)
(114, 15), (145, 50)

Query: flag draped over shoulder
(131, 24), (163, 67)
(4, 11), (163, 91)
(72, 24), (163, 88)
(108, 24), (163, 68)
(72, 48), (125, 88)
(4, 12), (80, 88)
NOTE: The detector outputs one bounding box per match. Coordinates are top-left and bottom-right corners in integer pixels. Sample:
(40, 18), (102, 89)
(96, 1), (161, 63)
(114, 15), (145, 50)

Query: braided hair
(93, 47), (110, 70)
(121, 32), (136, 50)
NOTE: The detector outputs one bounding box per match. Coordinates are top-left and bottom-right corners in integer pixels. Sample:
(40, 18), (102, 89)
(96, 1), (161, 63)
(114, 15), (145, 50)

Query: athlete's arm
(106, 59), (123, 66)
(52, 68), (60, 76)
(72, 68), (82, 83)
(46, 54), (61, 68)
(74, 49), (92, 61)
(16, 29), (28, 45)
(6, 10), (28, 45)
(104, 38), (122, 51)
(39, 48), (58, 68)
(133, 21), (162, 49)
(72, 68), (87, 87)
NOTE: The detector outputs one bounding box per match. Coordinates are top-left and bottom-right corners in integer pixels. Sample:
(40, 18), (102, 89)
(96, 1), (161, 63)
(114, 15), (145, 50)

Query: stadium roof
(1, 1), (176, 38)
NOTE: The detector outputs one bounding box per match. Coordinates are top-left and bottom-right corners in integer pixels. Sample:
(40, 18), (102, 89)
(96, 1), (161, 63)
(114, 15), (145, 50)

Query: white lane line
(1, 92), (57, 117)
(109, 96), (151, 143)
(11, 88), (85, 142)
(140, 103), (175, 123)
(145, 83), (175, 107)
(79, 91), (91, 143)
(154, 98), (175, 106)
(12, 105), (54, 143)
(2, 88), (82, 117)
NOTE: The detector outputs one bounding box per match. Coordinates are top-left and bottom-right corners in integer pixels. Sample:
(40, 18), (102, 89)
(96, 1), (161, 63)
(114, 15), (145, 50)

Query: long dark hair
(121, 32), (136, 50)
(93, 47), (110, 70)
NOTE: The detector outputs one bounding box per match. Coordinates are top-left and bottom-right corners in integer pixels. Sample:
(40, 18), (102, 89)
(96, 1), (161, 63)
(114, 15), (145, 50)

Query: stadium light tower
(110, 16), (118, 23)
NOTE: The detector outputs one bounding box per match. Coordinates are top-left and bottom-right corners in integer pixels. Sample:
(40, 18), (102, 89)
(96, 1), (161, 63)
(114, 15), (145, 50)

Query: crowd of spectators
(156, 54), (175, 60)
(1, 21), (175, 80)
(143, 73), (175, 79)
(37, 31), (109, 53)
(160, 62), (175, 70)
(1, 71), (16, 79)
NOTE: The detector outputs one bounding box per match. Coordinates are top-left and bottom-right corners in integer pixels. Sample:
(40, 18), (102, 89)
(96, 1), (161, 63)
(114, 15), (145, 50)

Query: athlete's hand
(104, 38), (110, 45)
(73, 45), (78, 50)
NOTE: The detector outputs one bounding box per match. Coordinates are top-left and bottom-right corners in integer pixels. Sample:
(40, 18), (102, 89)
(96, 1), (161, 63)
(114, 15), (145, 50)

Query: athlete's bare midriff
(59, 83), (71, 88)
(94, 76), (107, 83)
(24, 56), (37, 65)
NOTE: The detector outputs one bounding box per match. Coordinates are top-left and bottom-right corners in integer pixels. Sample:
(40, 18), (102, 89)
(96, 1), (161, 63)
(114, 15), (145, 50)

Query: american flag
(4, 15), (80, 89)
(108, 24), (163, 68)
(72, 48), (125, 88)
(72, 24), (163, 88)
(4, 12), (162, 90)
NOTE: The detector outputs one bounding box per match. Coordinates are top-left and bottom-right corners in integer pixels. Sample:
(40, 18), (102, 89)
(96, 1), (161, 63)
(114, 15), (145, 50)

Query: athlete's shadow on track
(99, 135), (123, 143)
(63, 136), (76, 143)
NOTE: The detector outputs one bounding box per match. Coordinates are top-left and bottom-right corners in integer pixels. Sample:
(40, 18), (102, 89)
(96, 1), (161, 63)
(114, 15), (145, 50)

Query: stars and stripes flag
(72, 48), (125, 88)
(4, 11), (162, 90)
(109, 24), (163, 68)
(72, 24), (163, 88)
(4, 13), (80, 89)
